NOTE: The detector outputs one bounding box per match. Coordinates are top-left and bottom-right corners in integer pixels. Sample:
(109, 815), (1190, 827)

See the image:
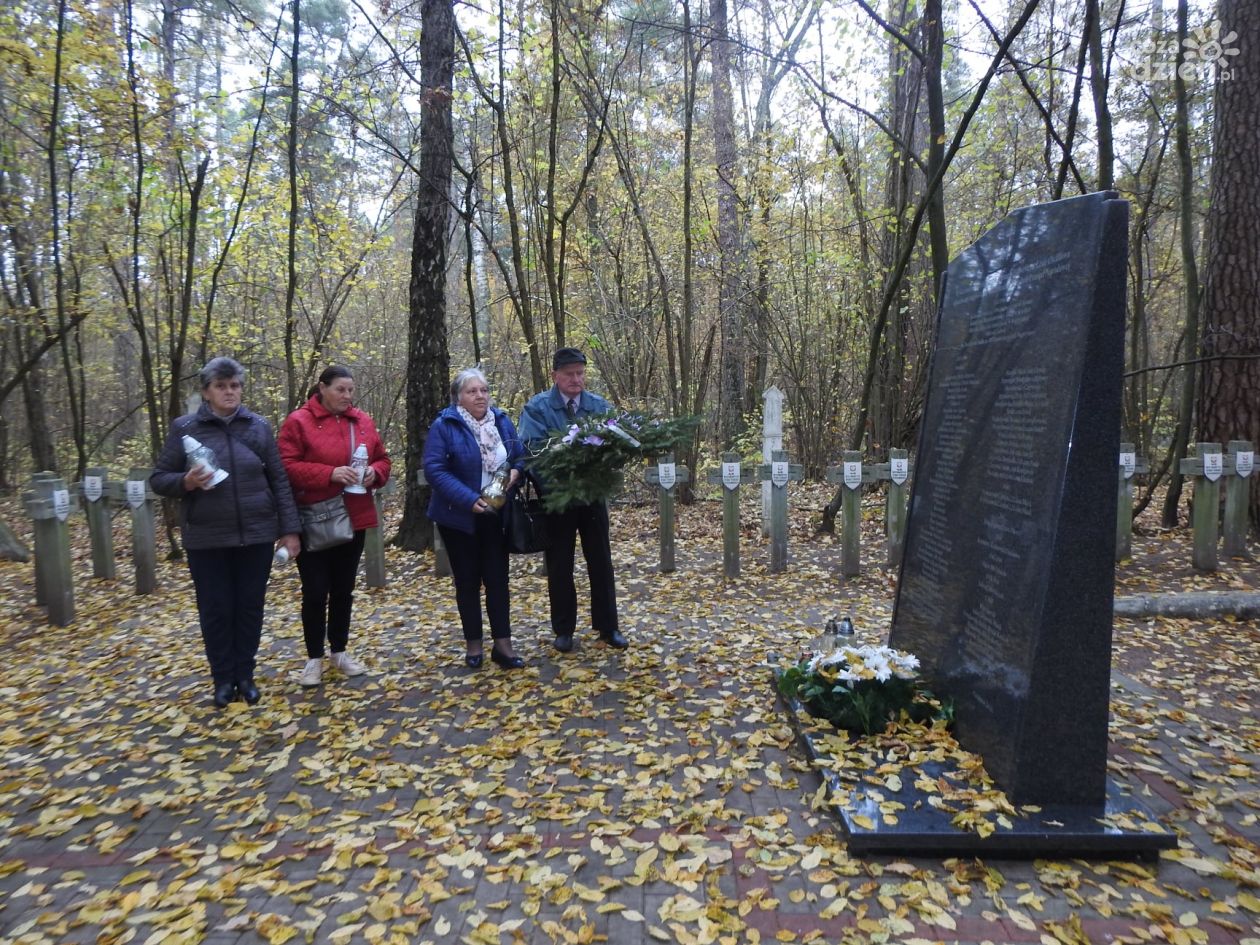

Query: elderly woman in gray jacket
(151, 358), (302, 708)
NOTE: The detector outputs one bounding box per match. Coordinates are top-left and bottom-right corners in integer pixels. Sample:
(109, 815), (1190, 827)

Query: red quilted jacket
(278, 396), (392, 531)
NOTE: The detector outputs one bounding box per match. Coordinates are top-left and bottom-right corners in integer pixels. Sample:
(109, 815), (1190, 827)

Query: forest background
(0, 0), (1256, 553)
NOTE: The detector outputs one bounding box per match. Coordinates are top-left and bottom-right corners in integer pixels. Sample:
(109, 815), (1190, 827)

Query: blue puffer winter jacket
(423, 406), (525, 535)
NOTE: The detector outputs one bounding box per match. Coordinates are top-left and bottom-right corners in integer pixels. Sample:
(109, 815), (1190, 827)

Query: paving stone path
(0, 508), (1257, 945)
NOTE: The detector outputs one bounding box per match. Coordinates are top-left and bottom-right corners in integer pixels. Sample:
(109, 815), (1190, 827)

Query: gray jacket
(150, 404), (301, 551)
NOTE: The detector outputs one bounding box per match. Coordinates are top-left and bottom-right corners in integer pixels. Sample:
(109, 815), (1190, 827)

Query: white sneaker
(330, 652), (366, 676)
(299, 658), (323, 687)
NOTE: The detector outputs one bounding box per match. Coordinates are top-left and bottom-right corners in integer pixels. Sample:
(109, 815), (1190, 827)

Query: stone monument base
(779, 686), (1177, 860)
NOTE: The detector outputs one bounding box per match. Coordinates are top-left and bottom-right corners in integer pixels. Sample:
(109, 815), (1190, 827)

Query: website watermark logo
(1124, 20), (1240, 82)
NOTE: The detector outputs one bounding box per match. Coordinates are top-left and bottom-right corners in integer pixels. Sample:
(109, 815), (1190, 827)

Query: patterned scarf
(456, 406), (504, 474)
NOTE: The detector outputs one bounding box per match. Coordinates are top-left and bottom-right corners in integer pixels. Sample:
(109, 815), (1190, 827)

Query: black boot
(599, 630), (628, 649)
(236, 679), (261, 705)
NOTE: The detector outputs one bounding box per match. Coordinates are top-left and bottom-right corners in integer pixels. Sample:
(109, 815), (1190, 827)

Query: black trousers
(439, 514), (512, 641)
(296, 529), (366, 658)
(543, 501), (619, 638)
(186, 543), (274, 684)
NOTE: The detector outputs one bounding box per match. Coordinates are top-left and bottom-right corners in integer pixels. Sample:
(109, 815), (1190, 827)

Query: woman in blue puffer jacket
(423, 367), (526, 669)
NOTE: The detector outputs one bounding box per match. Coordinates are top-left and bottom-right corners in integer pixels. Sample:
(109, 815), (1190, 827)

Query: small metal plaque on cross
(645, 456), (690, 491)
(825, 458), (881, 489)
(1235, 451), (1254, 479)
(1180, 443), (1223, 482)
(126, 480), (148, 509)
(706, 456), (756, 491)
(1203, 452), (1223, 482)
(758, 452), (804, 488)
(890, 456), (909, 485)
(707, 459), (755, 489)
(1119, 450), (1136, 480)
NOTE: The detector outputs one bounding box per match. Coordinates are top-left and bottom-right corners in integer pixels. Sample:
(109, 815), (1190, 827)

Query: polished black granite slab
(890, 193), (1130, 807)
(778, 686), (1177, 859)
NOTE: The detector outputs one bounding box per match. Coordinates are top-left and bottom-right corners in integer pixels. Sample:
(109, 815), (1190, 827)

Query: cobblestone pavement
(0, 512), (1257, 945)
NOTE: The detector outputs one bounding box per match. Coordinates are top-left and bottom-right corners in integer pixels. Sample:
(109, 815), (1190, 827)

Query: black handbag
(299, 495), (354, 552)
(504, 478), (550, 554)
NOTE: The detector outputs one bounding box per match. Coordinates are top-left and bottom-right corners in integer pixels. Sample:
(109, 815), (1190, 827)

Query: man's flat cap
(553, 347), (587, 370)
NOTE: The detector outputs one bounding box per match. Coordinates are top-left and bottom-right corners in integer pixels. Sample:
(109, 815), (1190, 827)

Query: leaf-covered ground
(0, 485), (1256, 945)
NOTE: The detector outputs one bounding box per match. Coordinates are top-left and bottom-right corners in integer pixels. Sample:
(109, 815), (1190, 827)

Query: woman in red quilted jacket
(279, 365), (391, 687)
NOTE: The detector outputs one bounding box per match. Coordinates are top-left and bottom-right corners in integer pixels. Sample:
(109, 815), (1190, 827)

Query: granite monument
(832, 191), (1176, 855)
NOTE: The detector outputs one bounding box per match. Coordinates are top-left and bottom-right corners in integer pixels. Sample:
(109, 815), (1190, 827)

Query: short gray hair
(450, 367), (491, 405)
(199, 357), (245, 389)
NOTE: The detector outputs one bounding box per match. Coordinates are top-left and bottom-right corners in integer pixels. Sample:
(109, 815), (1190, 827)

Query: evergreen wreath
(526, 411), (699, 512)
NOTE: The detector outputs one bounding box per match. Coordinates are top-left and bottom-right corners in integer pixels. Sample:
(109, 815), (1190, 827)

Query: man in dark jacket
(151, 357), (301, 707)
(518, 348), (627, 652)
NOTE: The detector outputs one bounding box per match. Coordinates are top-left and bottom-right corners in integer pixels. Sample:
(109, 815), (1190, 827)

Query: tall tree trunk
(872, 0), (926, 454)
(0, 415), (10, 492)
(1197, 0), (1258, 533)
(923, 0), (948, 298)
(461, 171), (483, 366)
(48, 0), (86, 477)
(1126, 0), (1166, 460)
(1053, 4), (1092, 199)
(197, 3), (285, 368)
(544, 0), (564, 347)
(1161, 0), (1202, 526)
(1126, 139), (1167, 453)
(284, 0), (301, 410)
(167, 157), (209, 428)
(744, 0), (818, 418)
(712, 0), (744, 445)
(845, 0), (1043, 454)
(2, 214), (57, 471)
(397, 0), (455, 550)
(676, 0), (699, 500)
(21, 357), (56, 473)
(455, 0), (544, 389)
(678, 0), (696, 420)
(1085, 0), (1114, 190)
(458, 135), (492, 363)
(123, 0), (162, 460)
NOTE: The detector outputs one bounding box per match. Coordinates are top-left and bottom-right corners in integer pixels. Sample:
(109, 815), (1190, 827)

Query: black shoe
(600, 630), (628, 649)
(490, 646), (525, 669)
(213, 682), (238, 708)
(237, 679), (261, 705)
(553, 633), (574, 653)
(465, 651), (484, 669)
